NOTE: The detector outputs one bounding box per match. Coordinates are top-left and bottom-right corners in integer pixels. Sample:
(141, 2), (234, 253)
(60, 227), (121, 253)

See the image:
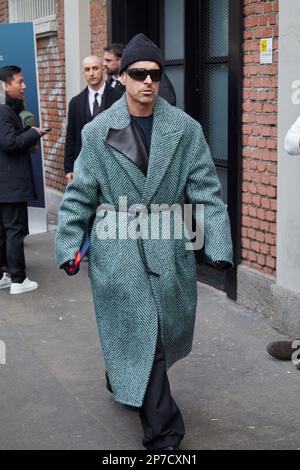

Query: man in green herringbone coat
(56, 34), (233, 450)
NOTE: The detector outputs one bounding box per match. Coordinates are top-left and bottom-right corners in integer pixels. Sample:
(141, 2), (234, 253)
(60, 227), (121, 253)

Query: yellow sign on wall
(261, 39), (268, 53)
(260, 38), (273, 64)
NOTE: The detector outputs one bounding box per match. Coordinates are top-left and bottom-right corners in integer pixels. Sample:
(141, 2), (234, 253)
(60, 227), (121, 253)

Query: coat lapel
(103, 96), (183, 203)
(103, 97), (145, 195)
(99, 83), (110, 113)
(142, 99), (184, 205)
(82, 87), (92, 123)
(106, 123), (149, 176)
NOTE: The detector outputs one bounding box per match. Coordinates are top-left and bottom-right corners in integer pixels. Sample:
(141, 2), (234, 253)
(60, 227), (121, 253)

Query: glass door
(160, 0), (185, 110)
(199, 0), (229, 205)
(185, 0), (230, 291)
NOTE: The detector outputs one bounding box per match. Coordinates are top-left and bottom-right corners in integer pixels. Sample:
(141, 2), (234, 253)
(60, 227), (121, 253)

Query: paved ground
(0, 231), (299, 450)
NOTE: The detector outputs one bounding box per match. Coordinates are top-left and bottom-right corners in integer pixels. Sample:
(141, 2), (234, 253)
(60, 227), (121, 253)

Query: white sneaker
(0, 273), (11, 290)
(10, 277), (38, 295)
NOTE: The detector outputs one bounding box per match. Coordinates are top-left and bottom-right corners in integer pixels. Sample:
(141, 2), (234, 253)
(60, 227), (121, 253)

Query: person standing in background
(64, 55), (123, 183)
(0, 65), (47, 294)
(103, 43), (124, 89)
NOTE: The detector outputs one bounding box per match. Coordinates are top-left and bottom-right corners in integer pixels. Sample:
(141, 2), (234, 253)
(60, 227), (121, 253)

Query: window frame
(8, 0), (58, 37)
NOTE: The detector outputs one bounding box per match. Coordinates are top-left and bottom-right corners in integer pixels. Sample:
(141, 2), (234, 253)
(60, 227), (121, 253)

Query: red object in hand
(68, 251), (81, 274)
(61, 232), (90, 276)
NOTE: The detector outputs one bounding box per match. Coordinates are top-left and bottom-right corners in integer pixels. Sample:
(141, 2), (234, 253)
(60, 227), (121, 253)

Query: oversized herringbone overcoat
(56, 95), (233, 407)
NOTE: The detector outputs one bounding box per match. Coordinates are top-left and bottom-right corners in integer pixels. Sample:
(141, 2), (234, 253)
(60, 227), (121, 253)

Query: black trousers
(139, 334), (185, 450)
(0, 202), (28, 283)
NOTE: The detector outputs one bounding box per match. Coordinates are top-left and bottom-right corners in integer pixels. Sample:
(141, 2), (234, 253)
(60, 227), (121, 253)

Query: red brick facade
(242, 0), (279, 276)
(90, 0), (108, 56)
(38, 0), (66, 192)
(0, 0), (7, 23)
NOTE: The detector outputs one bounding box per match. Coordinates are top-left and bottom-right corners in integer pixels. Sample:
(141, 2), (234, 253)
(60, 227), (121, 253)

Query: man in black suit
(0, 65), (47, 294)
(64, 55), (123, 183)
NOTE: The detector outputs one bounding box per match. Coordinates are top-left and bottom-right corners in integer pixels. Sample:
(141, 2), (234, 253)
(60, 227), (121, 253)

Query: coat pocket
(89, 211), (120, 273)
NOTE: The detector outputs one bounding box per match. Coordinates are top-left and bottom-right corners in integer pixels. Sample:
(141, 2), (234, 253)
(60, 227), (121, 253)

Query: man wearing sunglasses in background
(56, 33), (233, 450)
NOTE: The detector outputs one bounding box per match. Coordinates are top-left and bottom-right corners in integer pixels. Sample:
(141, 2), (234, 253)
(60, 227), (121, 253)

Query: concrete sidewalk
(0, 231), (299, 450)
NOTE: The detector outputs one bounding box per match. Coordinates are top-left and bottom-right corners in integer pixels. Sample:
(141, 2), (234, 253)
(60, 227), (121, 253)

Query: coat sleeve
(56, 127), (100, 267)
(185, 123), (233, 265)
(284, 115), (300, 155)
(64, 98), (77, 173)
(0, 107), (40, 153)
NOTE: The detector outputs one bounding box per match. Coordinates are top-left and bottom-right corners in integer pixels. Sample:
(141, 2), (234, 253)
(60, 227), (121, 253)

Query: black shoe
(267, 340), (296, 360)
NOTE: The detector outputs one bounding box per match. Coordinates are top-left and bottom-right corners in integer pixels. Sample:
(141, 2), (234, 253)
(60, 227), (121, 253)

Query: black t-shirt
(130, 114), (153, 156)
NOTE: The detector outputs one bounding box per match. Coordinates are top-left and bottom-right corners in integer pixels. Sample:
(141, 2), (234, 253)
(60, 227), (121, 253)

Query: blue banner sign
(0, 22), (45, 210)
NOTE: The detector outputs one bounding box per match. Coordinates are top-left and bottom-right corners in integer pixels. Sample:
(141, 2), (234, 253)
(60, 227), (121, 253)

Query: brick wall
(90, 0), (108, 56)
(242, 0), (279, 276)
(37, 0), (66, 193)
(0, 0), (66, 193)
(0, 0), (8, 23)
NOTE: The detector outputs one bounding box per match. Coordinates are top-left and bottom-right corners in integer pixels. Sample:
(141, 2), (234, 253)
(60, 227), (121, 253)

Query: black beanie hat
(120, 33), (163, 74)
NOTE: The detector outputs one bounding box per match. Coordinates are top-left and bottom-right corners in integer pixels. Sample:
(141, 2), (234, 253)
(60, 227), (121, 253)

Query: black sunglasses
(126, 68), (163, 82)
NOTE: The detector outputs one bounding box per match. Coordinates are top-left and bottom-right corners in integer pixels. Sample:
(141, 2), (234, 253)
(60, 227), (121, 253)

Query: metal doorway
(110, 0), (242, 299)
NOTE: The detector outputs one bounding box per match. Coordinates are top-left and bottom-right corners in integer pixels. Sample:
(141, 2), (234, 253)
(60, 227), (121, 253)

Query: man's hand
(32, 126), (48, 137)
(60, 260), (80, 276)
(66, 172), (74, 183)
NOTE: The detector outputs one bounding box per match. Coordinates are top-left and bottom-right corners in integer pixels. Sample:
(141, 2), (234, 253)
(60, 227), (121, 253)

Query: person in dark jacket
(103, 43), (124, 89)
(0, 65), (47, 294)
(64, 55), (123, 183)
